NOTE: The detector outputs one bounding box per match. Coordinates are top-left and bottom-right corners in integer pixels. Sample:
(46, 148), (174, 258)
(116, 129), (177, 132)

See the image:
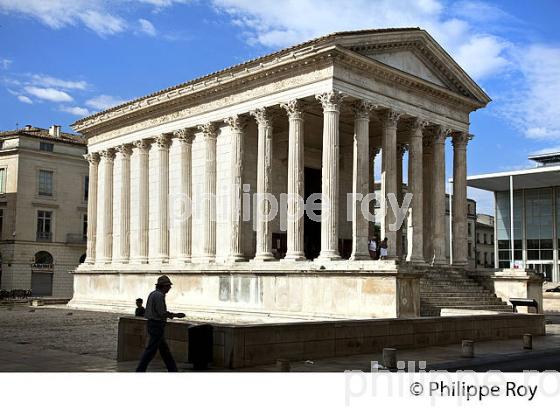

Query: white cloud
(497, 45), (560, 141)
(1, 58), (12, 69)
(24, 86), (73, 102)
(85, 94), (126, 111)
(60, 105), (91, 116)
(17, 95), (33, 104)
(138, 18), (157, 36)
(30, 74), (88, 90)
(210, 0), (510, 81)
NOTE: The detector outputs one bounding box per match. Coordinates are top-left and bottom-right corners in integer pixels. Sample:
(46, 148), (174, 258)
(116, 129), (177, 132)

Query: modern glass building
(467, 152), (560, 282)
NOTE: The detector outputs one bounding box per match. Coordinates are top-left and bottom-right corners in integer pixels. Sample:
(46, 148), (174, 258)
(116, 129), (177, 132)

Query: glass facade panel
(496, 190), (523, 267)
(525, 188), (553, 263)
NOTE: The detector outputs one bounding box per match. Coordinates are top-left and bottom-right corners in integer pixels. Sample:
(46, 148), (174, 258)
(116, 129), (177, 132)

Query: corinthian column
(115, 145), (132, 263)
(172, 129), (194, 263)
(350, 100), (374, 260)
(226, 115), (247, 262)
(98, 149), (115, 264)
(316, 91), (345, 260)
(84, 153), (99, 264)
(422, 135), (435, 263)
(406, 118), (428, 263)
(199, 123), (218, 263)
(281, 100), (306, 261)
(452, 131), (470, 266)
(433, 126), (450, 265)
(380, 109), (401, 258)
(153, 134), (171, 263)
(250, 107), (275, 261)
(132, 140), (150, 264)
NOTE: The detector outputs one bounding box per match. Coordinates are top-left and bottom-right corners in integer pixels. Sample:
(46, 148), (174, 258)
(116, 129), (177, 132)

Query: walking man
(136, 275), (186, 372)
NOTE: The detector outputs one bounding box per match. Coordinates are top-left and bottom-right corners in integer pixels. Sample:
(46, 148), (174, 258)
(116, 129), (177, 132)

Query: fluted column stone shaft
(406, 119), (427, 263)
(380, 109), (401, 258)
(422, 137), (435, 263)
(154, 134), (171, 263)
(132, 140), (150, 264)
(316, 91), (345, 260)
(281, 100), (306, 261)
(84, 153), (99, 264)
(173, 129), (194, 263)
(226, 116), (247, 262)
(396, 144), (407, 258)
(433, 127), (450, 265)
(452, 132), (470, 266)
(115, 145), (132, 263)
(98, 149), (115, 264)
(350, 100), (374, 260)
(199, 123), (218, 262)
(251, 108), (275, 261)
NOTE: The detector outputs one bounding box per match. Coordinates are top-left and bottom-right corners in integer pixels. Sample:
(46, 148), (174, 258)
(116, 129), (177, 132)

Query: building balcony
(36, 231), (52, 242)
(66, 233), (87, 244)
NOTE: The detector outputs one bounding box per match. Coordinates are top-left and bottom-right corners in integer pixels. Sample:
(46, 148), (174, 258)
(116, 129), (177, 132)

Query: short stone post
(276, 358), (291, 372)
(523, 334), (533, 350)
(382, 348), (397, 369)
(461, 340), (474, 358)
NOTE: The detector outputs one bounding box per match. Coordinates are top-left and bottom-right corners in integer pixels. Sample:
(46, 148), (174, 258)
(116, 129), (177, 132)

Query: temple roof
(72, 27), (490, 132)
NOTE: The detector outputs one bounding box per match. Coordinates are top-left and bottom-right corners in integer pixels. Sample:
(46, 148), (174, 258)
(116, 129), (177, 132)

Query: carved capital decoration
(198, 122), (218, 139)
(315, 90), (345, 111)
(250, 107), (273, 127)
(433, 125), (452, 144)
(99, 149), (115, 161)
(451, 131), (472, 148)
(407, 117), (430, 136)
(352, 100), (376, 120)
(115, 144), (132, 157)
(422, 136), (434, 151)
(378, 109), (402, 128)
(133, 139), (151, 151)
(154, 133), (171, 149)
(280, 99), (305, 120)
(173, 128), (195, 144)
(83, 152), (100, 165)
(225, 115), (248, 132)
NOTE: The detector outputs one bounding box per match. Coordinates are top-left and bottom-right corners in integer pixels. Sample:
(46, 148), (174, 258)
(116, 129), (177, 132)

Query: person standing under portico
(136, 275), (186, 372)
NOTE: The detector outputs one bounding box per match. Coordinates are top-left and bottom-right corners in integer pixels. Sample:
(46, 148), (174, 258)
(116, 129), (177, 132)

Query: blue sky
(1, 0), (559, 214)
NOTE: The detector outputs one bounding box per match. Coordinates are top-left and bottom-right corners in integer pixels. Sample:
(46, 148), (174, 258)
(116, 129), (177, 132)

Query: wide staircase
(420, 268), (513, 316)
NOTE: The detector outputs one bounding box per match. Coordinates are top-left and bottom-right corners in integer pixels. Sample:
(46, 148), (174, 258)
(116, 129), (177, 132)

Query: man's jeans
(136, 319), (178, 372)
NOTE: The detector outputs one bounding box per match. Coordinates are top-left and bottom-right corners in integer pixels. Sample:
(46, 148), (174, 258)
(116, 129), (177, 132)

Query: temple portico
(70, 28), (492, 318)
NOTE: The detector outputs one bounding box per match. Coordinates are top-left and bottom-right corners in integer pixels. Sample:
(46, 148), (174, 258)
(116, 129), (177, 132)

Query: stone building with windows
(476, 213), (495, 269)
(0, 125), (88, 298)
(70, 28), (505, 319)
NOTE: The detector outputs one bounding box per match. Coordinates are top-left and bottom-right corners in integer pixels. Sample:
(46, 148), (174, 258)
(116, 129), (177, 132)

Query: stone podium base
(69, 260), (421, 321)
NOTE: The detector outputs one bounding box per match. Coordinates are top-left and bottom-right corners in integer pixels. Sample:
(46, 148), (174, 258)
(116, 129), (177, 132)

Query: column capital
(352, 100), (376, 120)
(406, 117), (430, 136)
(250, 107), (274, 126)
(225, 114), (248, 131)
(378, 109), (402, 128)
(198, 122), (219, 139)
(280, 99), (305, 119)
(154, 133), (172, 149)
(115, 144), (132, 157)
(99, 148), (115, 161)
(433, 125), (452, 144)
(451, 131), (473, 148)
(83, 152), (100, 164)
(173, 128), (195, 144)
(133, 139), (151, 151)
(315, 90), (345, 112)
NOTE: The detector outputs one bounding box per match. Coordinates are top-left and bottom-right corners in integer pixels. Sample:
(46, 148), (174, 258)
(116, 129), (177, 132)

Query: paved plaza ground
(1, 304), (560, 372)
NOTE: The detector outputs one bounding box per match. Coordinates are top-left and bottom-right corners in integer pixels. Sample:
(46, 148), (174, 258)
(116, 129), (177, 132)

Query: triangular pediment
(360, 49), (447, 87)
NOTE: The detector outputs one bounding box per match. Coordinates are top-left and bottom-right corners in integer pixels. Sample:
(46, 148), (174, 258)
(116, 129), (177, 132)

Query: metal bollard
(276, 359), (291, 372)
(523, 334), (533, 350)
(461, 340), (474, 358)
(382, 348), (397, 369)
